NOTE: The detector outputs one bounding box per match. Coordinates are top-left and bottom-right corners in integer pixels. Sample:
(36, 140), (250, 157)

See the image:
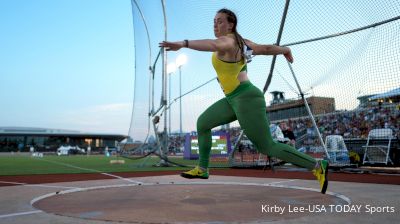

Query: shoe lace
(192, 166), (202, 174)
(312, 168), (322, 181)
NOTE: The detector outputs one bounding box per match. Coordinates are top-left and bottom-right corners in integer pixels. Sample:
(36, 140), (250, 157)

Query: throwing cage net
(125, 0), (400, 168)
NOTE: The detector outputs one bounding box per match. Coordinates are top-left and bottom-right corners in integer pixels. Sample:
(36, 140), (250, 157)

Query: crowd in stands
(167, 104), (400, 153)
(295, 104), (399, 139)
(167, 135), (185, 154)
(227, 104), (400, 149)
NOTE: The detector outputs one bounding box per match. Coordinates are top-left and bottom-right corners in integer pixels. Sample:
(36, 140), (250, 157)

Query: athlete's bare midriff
(238, 71), (249, 82)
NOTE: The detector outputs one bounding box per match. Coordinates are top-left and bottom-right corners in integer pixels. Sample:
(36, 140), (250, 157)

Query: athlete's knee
(196, 114), (211, 133)
(256, 141), (278, 156)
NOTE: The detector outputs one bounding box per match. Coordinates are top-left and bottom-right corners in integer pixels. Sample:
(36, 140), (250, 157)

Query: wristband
(184, 39), (189, 48)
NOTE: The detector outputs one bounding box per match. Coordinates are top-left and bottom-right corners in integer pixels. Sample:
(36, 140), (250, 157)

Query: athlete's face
(214, 13), (234, 37)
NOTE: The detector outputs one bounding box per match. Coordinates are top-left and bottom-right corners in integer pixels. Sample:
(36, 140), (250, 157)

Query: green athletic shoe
(181, 166), (209, 179)
(312, 160), (329, 194)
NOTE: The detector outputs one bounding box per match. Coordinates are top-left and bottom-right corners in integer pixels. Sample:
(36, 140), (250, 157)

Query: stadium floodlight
(167, 63), (176, 74)
(175, 54), (187, 135)
(176, 54), (187, 68)
(167, 62), (176, 135)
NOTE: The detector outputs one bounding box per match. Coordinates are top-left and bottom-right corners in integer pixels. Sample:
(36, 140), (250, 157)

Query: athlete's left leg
(229, 83), (328, 193)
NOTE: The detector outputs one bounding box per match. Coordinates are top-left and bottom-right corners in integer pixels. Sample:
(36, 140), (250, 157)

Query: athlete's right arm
(159, 36), (235, 52)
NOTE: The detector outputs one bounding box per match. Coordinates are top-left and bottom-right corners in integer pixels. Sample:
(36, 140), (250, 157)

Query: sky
(130, 0), (400, 140)
(0, 0), (134, 134)
(0, 0), (399, 140)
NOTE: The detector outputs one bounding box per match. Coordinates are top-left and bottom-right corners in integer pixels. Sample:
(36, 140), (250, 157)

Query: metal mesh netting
(129, 0), (400, 167)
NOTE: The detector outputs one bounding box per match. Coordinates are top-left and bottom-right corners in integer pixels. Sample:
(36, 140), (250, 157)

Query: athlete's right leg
(181, 98), (236, 179)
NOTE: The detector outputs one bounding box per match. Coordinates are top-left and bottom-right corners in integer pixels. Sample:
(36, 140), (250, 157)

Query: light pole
(167, 63), (176, 136)
(176, 54), (187, 136)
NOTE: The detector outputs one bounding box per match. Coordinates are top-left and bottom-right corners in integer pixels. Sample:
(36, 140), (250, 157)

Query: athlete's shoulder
(218, 35), (235, 42)
(216, 35), (236, 51)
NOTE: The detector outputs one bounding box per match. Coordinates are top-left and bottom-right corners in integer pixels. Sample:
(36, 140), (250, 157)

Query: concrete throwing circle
(32, 182), (350, 223)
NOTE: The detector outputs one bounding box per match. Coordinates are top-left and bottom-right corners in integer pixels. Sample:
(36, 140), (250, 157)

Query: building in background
(0, 127), (127, 153)
(267, 91), (336, 121)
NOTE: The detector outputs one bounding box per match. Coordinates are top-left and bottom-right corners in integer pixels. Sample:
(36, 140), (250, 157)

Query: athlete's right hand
(159, 41), (184, 51)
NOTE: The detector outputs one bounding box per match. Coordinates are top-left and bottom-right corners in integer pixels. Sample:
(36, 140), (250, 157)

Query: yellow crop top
(211, 52), (246, 94)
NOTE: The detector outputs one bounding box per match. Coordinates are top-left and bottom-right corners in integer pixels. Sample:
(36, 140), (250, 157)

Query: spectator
(279, 121), (296, 146)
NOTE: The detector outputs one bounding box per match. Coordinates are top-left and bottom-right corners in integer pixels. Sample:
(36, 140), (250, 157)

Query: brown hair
(217, 8), (245, 61)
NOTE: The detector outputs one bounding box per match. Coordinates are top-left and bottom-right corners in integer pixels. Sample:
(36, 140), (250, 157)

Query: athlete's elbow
(251, 45), (271, 55)
(262, 45), (275, 55)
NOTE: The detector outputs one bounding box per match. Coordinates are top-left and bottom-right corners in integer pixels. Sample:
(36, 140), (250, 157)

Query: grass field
(0, 154), (228, 176)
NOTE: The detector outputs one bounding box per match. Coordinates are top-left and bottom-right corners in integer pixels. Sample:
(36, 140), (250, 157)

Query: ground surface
(1, 168), (399, 224)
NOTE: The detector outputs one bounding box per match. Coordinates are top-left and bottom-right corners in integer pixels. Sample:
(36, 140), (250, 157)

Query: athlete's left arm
(244, 39), (293, 63)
